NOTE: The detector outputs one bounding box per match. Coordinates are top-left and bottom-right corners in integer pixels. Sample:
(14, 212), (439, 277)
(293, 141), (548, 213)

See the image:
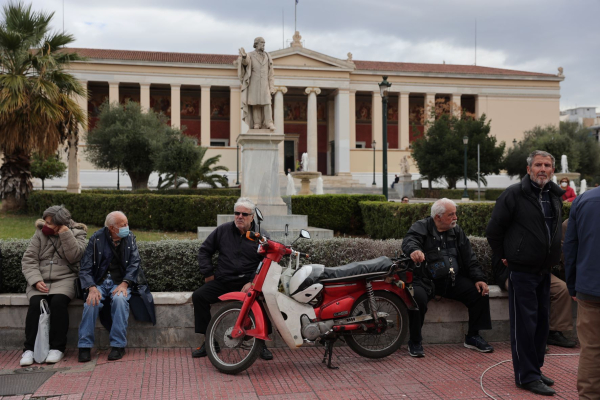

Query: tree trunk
(428, 178), (432, 189)
(126, 170), (151, 190)
(447, 177), (458, 189)
(0, 151), (33, 211)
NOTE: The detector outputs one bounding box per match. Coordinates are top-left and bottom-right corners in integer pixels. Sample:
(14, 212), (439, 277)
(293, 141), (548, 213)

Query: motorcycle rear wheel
(206, 301), (264, 375)
(345, 291), (408, 359)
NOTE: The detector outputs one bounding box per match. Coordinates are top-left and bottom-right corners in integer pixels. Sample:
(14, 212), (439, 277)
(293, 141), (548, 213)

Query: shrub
(28, 192), (238, 231)
(484, 189), (505, 201)
(414, 189), (479, 199)
(291, 194), (386, 234)
(82, 188), (241, 196)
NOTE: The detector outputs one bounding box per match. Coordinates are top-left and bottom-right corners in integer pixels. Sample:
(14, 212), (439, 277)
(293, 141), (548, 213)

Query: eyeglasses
(234, 212), (252, 217)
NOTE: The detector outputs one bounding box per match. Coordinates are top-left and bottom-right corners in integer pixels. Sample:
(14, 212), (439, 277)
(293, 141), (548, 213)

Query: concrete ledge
(0, 286), (575, 350)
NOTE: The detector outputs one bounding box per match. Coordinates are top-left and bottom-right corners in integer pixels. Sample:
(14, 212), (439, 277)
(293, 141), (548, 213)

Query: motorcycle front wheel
(345, 291), (408, 358)
(205, 301), (264, 375)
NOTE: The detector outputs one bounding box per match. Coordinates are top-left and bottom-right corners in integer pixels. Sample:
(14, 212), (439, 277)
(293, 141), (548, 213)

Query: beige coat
(21, 219), (88, 300)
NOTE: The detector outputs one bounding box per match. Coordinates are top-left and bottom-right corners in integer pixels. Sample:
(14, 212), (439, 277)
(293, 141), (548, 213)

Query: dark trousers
(192, 279), (248, 335)
(409, 274), (492, 343)
(24, 294), (71, 352)
(508, 271), (551, 386)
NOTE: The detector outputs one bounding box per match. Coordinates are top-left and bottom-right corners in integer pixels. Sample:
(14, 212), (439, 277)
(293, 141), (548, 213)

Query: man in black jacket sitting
(192, 197), (272, 360)
(486, 150), (564, 396)
(402, 198), (493, 358)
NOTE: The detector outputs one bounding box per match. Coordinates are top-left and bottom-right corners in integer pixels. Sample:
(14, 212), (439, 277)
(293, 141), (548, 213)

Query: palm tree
(184, 146), (229, 189)
(0, 2), (86, 210)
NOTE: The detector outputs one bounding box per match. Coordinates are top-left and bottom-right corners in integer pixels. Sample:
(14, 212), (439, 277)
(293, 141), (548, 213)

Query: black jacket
(198, 221), (269, 283)
(486, 175), (564, 279)
(402, 216), (487, 283)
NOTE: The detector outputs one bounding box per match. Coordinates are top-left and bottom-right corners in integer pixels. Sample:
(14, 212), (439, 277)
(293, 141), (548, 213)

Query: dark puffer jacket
(486, 175), (564, 278)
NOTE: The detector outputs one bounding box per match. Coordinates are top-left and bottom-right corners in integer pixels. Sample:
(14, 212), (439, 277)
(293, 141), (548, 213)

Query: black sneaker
(78, 348), (91, 363)
(408, 340), (425, 357)
(107, 347), (125, 361)
(547, 331), (577, 348)
(191, 341), (220, 358)
(259, 344), (273, 361)
(541, 374), (555, 387)
(464, 334), (494, 353)
(517, 380), (556, 396)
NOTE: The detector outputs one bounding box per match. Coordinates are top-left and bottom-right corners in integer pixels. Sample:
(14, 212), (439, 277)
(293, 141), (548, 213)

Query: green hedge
(360, 201), (572, 239)
(28, 192), (238, 231)
(82, 188), (241, 196)
(0, 236), (501, 293)
(413, 188), (505, 201)
(291, 194), (386, 234)
(484, 189), (505, 201)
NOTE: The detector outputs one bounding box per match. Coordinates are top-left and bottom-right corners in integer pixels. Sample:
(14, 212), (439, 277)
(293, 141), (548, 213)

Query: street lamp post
(379, 76), (392, 200)
(462, 135), (469, 200)
(235, 144), (240, 185)
(371, 140), (376, 186)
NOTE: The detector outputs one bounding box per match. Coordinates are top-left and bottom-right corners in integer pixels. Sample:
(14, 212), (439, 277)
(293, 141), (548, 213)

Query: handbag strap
(48, 235), (79, 274)
(40, 299), (50, 314)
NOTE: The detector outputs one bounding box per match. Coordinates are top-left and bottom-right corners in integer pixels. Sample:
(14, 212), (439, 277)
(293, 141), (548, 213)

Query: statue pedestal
(393, 173), (414, 198)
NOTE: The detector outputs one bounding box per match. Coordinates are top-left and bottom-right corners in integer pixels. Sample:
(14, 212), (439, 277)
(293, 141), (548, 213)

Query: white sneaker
(20, 350), (34, 366)
(45, 350), (64, 364)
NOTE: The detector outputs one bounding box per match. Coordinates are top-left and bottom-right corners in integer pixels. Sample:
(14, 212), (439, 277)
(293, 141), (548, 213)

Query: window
(356, 141), (366, 149)
(210, 139), (229, 147)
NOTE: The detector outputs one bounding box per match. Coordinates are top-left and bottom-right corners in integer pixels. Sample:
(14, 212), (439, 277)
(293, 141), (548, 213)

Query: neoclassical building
(65, 33), (563, 187)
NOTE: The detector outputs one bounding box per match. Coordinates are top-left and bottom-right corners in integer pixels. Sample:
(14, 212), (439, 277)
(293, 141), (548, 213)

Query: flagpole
(295, 0), (297, 32)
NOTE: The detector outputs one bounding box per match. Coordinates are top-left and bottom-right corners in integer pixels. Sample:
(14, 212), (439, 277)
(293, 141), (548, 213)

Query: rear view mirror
(300, 229), (310, 239)
(255, 208), (263, 222)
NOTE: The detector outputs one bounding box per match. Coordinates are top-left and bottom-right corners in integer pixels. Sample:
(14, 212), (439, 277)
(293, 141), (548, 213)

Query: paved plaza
(0, 342), (580, 399)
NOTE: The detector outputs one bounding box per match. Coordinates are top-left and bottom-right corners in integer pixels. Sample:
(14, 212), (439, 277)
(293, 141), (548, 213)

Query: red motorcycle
(205, 229), (417, 374)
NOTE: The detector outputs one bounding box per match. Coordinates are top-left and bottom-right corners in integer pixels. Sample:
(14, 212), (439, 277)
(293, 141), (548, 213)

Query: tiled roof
(64, 48), (556, 78)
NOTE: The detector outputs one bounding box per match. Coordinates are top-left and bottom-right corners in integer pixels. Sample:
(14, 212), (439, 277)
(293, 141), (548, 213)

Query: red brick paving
(0, 342), (580, 399)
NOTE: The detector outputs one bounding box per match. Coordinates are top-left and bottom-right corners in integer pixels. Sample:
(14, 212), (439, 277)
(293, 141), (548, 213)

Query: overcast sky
(25, 0), (600, 111)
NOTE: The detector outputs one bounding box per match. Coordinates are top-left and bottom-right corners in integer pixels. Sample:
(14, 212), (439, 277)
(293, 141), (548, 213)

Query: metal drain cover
(0, 371), (55, 396)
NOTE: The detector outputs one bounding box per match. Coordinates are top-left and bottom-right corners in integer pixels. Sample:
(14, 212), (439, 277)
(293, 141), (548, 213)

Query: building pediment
(271, 46), (355, 71)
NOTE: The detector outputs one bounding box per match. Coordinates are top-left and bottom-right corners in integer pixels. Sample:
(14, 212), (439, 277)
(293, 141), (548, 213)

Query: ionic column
(140, 83), (151, 112)
(334, 89), (351, 175)
(372, 91), (382, 146)
(451, 93), (461, 117)
(399, 92), (410, 150)
(230, 86), (241, 145)
(67, 80), (87, 194)
(200, 85), (211, 146)
(349, 90), (356, 149)
(305, 87), (321, 172)
(274, 86), (288, 173)
(108, 81), (119, 104)
(425, 92), (436, 125)
(170, 84), (181, 128)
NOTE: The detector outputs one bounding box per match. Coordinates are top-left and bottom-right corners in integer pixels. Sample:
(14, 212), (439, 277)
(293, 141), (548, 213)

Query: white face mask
(561, 182), (568, 187)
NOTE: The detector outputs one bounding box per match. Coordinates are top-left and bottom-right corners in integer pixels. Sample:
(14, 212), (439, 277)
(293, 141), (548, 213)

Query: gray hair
(105, 211), (126, 227)
(42, 205), (73, 227)
(431, 198), (457, 218)
(527, 150), (555, 169)
(234, 197), (255, 214)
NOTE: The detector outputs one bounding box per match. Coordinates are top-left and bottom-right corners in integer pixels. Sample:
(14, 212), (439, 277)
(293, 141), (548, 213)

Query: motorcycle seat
(318, 256), (394, 283)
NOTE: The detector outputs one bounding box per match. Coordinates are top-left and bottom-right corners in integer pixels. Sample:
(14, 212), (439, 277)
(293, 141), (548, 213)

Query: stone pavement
(0, 342), (580, 399)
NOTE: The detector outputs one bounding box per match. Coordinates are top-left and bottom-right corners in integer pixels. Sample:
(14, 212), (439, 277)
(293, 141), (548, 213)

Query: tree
(0, 1), (86, 210)
(85, 100), (178, 190)
(153, 131), (201, 189)
(504, 122), (600, 181)
(411, 101), (505, 189)
(184, 146), (229, 189)
(30, 152), (66, 190)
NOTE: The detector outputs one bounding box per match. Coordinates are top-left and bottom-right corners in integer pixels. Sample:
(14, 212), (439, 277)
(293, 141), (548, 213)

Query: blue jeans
(78, 276), (131, 348)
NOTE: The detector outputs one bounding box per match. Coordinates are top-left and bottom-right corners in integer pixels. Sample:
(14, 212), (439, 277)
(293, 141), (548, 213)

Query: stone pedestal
(393, 173), (413, 198)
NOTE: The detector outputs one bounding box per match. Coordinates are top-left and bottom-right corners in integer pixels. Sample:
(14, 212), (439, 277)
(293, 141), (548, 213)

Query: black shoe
(259, 345), (273, 361)
(464, 334), (494, 353)
(541, 374), (554, 387)
(191, 341), (220, 358)
(547, 331), (577, 348)
(517, 380), (556, 396)
(408, 340), (425, 358)
(107, 347), (125, 361)
(78, 348), (91, 363)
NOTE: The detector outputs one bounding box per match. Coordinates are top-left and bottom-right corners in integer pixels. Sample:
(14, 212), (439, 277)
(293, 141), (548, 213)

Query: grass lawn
(0, 211), (198, 241)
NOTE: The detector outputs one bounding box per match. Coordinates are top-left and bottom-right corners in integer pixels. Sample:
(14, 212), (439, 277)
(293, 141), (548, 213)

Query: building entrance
(284, 140), (296, 173)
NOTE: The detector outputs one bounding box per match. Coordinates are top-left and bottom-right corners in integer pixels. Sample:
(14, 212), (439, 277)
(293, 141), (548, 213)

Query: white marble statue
(400, 156), (410, 174)
(570, 179), (577, 194)
(301, 152), (309, 172)
(580, 179), (587, 194)
(561, 154), (569, 173)
(237, 37), (275, 130)
(316, 176), (324, 195)
(552, 175), (557, 184)
(286, 172), (296, 196)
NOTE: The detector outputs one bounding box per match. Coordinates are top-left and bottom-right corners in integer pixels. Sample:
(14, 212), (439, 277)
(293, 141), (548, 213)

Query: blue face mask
(117, 226), (129, 238)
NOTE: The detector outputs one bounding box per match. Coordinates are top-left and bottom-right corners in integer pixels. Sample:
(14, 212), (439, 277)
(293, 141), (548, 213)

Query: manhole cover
(0, 371), (55, 396)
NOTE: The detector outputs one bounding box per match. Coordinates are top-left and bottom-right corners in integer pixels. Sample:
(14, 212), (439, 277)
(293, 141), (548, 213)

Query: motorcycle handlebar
(292, 251), (310, 259)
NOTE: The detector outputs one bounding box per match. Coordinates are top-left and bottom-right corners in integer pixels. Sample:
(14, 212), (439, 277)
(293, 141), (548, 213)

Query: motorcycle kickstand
(321, 339), (339, 370)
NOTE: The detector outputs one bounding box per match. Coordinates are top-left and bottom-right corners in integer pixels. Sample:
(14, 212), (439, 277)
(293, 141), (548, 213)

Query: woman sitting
(559, 177), (577, 202)
(20, 206), (87, 366)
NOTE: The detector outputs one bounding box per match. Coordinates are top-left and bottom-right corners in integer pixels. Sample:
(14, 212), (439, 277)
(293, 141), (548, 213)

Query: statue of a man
(400, 156), (410, 174)
(237, 37), (275, 130)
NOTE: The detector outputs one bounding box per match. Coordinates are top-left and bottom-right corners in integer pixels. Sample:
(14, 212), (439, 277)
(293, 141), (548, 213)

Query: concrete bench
(0, 286), (574, 350)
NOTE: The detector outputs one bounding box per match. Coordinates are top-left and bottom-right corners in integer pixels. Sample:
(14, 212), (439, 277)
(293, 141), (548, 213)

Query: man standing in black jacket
(191, 197), (272, 360)
(486, 150), (564, 396)
(402, 198), (493, 358)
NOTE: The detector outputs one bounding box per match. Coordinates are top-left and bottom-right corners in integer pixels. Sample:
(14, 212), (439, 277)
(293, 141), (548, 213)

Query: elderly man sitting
(401, 198), (493, 357)
(191, 197), (272, 360)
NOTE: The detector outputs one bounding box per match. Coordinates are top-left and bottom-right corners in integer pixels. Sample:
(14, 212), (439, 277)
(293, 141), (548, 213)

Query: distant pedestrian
(391, 175), (399, 188)
(559, 177), (576, 202)
(401, 196), (409, 203)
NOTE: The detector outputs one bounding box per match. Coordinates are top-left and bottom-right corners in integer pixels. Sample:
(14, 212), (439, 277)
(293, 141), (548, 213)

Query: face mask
(561, 182), (568, 187)
(117, 226), (129, 238)
(42, 225), (56, 236)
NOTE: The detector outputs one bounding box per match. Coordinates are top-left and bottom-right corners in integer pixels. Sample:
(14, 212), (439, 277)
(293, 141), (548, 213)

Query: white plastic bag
(33, 299), (50, 363)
